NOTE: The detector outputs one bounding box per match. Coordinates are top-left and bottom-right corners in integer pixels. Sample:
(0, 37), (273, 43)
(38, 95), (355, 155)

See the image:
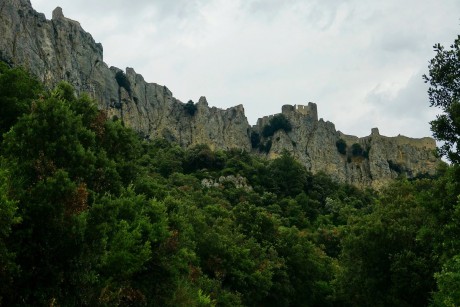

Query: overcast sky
(31, 0), (459, 138)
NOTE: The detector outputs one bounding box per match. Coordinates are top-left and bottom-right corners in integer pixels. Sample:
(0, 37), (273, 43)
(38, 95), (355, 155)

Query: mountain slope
(0, 0), (439, 187)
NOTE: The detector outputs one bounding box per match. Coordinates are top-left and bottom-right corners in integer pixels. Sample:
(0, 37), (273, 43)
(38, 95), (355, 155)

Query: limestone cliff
(252, 104), (438, 188)
(0, 0), (251, 150)
(0, 0), (440, 188)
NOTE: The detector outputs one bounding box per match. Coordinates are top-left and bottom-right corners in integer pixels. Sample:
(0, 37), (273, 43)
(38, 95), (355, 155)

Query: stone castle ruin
(253, 102), (438, 188)
(256, 102), (319, 128)
(282, 102), (318, 121)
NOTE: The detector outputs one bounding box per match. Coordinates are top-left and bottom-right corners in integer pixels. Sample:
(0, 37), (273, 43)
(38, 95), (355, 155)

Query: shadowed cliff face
(0, 0), (440, 188)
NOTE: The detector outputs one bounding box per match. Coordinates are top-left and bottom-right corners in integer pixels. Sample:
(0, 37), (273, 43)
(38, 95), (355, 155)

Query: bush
(336, 139), (347, 155)
(0, 61), (44, 139)
(251, 131), (260, 148)
(262, 114), (292, 138)
(184, 100), (197, 116)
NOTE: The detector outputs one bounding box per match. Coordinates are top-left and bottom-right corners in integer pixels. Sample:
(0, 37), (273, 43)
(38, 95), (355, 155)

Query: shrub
(262, 114), (292, 138)
(251, 131), (260, 148)
(336, 139), (347, 155)
(184, 100), (197, 116)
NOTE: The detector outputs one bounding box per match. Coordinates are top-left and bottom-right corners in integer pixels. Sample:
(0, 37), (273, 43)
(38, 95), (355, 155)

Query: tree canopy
(424, 35), (460, 163)
(0, 38), (459, 306)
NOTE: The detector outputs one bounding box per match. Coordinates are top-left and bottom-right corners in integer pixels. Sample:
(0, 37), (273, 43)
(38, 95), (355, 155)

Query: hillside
(0, 0), (439, 188)
(1, 2), (460, 305)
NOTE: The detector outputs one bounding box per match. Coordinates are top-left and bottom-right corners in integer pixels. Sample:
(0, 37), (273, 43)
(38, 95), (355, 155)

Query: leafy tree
(268, 226), (334, 307)
(336, 180), (438, 306)
(232, 202), (278, 244)
(423, 35), (460, 163)
(432, 254), (460, 307)
(2, 94), (97, 189)
(52, 82), (99, 128)
(268, 151), (308, 197)
(147, 142), (185, 177)
(0, 162), (19, 304)
(84, 189), (172, 305)
(423, 35), (460, 304)
(183, 144), (225, 173)
(6, 60), (460, 306)
(100, 118), (144, 185)
(0, 62), (44, 139)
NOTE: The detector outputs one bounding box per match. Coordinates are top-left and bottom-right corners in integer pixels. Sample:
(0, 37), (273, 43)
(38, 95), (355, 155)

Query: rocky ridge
(252, 104), (438, 188)
(0, 0), (251, 151)
(0, 0), (440, 188)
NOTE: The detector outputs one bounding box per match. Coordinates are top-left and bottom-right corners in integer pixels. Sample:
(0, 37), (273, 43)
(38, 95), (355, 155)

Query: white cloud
(31, 0), (460, 138)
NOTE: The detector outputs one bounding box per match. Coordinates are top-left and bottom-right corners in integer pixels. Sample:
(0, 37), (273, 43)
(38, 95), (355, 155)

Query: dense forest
(0, 36), (460, 306)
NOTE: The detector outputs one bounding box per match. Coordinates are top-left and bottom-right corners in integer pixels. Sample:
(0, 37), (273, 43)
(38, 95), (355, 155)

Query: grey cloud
(242, 0), (349, 30)
(367, 72), (429, 117)
(366, 72), (435, 137)
(244, 0), (299, 15)
(376, 30), (427, 53)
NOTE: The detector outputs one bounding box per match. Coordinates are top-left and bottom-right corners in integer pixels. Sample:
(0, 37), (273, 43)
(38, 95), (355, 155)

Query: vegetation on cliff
(0, 32), (460, 306)
(262, 114), (292, 138)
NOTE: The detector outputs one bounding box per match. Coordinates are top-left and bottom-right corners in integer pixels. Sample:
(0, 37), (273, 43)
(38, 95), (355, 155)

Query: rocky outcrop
(0, 0), (251, 150)
(0, 0), (440, 188)
(201, 175), (253, 191)
(251, 104), (439, 189)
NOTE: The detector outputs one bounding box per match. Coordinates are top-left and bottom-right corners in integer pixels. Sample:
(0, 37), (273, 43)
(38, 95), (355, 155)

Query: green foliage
(184, 100), (197, 116)
(272, 226), (334, 306)
(268, 151), (308, 197)
(183, 144), (225, 173)
(250, 131), (260, 148)
(262, 114), (292, 138)
(2, 94), (97, 188)
(1, 62), (459, 306)
(424, 36), (460, 163)
(432, 254), (460, 307)
(0, 162), (19, 303)
(336, 180), (440, 306)
(336, 138), (347, 155)
(115, 70), (131, 94)
(0, 61), (44, 140)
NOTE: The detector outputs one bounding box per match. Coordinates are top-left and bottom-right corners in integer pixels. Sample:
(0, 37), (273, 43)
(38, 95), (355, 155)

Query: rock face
(252, 104), (438, 188)
(0, 0), (251, 151)
(0, 0), (440, 188)
(201, 175), (253, 191)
